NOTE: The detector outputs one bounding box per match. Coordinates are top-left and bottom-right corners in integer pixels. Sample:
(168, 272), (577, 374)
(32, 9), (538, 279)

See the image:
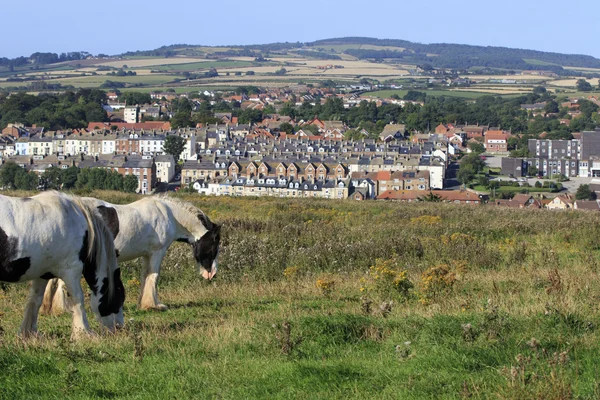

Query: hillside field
(2, 191), (600, 399)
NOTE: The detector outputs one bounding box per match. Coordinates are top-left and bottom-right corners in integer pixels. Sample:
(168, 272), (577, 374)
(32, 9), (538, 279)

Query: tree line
(0, 162), (138, 192)
(0, 90), (108, 130)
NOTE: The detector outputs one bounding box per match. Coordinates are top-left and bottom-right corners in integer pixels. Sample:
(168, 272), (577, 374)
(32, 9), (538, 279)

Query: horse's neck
(162, 200), (207, 239)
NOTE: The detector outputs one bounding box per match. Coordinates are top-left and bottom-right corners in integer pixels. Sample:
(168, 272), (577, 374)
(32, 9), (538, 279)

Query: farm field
(94, 57), (207, 69)
(1, 192), (600, 399)
(143, 60), (254, 71)
(362, 89), (525, 99)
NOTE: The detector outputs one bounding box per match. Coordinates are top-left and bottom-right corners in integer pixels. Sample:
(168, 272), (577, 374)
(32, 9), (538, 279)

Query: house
(124, 106), (139, 124)
(494, 194), (542, 208)
(379, 124), (406, 142)
(485, 131), (509, 153)
(155, 154), (175, 183)
(574, 200), (600, 211)
(546, 194), (574, 210)
(182, 159), (228, 184)
(378, 189), (482, 204)
(2, 123), (44, 138)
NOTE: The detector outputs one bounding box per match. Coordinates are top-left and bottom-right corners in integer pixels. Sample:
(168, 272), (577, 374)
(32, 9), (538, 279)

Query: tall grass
(1, 191), (600, 399)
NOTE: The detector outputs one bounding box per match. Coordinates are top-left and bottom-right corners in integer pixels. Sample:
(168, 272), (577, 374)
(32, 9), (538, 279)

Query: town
(2, 85), (600, 209)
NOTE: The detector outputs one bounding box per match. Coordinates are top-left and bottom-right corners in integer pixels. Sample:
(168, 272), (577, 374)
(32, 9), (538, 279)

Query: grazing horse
(0, 192), (125, 339)
(44, 195), (221, 312)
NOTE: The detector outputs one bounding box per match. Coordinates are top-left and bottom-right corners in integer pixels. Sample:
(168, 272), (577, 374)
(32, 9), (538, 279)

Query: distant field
(93, 57), (207, 68)
(363, 89), (522, 99)
(142, 60), (254, 71)
(523, 58), (560, 66)
(548, 78), (600, 87)
(466, 74), (547, 82)
(563, 66), (600, 73)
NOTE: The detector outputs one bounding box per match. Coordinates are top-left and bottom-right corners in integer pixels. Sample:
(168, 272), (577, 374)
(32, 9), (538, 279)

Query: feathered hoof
(140, 303), (168, 312)
(70, 329), (97, 341)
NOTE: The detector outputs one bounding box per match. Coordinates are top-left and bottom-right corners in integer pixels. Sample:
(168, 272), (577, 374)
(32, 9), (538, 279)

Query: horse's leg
(19, 278), (48, 338)
(139, 249), (167, 311)
(137, 255), (150, 308)
(61, 272), (93, 340)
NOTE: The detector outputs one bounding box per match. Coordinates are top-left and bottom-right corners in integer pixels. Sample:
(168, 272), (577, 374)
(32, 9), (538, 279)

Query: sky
(3, 0), (600, 59)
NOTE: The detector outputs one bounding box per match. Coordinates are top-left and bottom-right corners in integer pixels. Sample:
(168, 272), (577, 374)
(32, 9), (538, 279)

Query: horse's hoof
(139, 303), (168, 312)
(70, 329), (97, 341)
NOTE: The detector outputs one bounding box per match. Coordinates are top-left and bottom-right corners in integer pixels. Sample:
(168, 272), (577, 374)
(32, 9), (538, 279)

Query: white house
(15, 139), (29, 155)
(155, 154), (175, 183)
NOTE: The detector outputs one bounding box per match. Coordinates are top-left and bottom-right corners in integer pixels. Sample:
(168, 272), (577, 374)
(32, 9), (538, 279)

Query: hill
(306, 37), (600, 73)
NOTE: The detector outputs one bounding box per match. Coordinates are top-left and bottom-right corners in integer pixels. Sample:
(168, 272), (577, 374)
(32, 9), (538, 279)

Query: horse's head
(193, 213), (221, 280)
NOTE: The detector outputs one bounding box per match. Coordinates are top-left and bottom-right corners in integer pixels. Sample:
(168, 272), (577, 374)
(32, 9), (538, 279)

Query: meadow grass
(2, 191), (600, 399)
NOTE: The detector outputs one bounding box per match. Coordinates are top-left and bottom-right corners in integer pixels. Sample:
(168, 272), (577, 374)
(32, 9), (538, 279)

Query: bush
(360, 257), (413, 301)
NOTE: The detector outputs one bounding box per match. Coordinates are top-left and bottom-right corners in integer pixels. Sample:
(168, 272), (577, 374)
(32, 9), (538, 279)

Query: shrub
(418, 262), (463, 304)
(316, 275), (336, 297)
(360, 257), (413, 301)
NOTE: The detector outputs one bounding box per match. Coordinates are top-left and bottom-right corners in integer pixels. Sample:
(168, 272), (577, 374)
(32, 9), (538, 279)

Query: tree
(576, 79), (593, 92)
(0, 162), (23, 189)
(417, 191), (442, 202)
(575, 184), (597, 200)
(527, 165), (538, 177)
(170, 111), (193, 129)
(123, 175), (139, 193)
(544, 100), (559, 114)
(61, 166), (79, 189)
(40, 166), (63, 190)
(457, 163), (475, 185)
(162, 135), (187, 162)
(14, 168), (39, 190)
(467, 141), (485, 155)
(279, 122), (294, 134)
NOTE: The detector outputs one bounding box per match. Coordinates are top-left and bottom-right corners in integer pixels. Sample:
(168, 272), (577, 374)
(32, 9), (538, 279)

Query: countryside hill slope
(3, 37), (600, 94)
(120, 36), (600, 74)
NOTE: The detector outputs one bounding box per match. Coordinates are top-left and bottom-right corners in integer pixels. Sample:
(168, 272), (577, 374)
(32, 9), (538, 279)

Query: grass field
(2, 192), (600, 399)
(523, 58), (560, 66)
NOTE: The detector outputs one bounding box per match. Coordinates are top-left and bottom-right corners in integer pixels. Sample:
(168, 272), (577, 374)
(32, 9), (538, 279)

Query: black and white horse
(0, 192), (125, 339)
(44, 195), (221, 312)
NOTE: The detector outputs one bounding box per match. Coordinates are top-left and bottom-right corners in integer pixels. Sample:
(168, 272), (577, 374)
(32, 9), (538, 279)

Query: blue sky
(4, 0), (600, 58)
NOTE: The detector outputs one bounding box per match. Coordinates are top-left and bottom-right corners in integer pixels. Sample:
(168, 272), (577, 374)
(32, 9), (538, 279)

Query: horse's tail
(72, 197), (119, 304)
(41, 278), (58, 314)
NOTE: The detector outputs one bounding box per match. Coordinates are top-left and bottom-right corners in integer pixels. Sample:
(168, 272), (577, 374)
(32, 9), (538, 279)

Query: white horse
(44, 195), (221, 312)
(0, 192), (125, 339)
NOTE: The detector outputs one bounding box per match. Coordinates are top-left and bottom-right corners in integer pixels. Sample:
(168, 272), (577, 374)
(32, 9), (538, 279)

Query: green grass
(522, 58), (560, 66)
(2, 192), (600, 398)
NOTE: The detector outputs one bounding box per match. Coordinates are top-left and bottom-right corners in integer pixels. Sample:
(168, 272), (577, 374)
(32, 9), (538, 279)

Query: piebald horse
(0, 192), (125, 339)
(44, 195), (221, 312)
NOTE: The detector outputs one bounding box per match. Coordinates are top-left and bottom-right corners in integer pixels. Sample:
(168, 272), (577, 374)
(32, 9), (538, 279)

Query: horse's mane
(154, 195), (214, 231)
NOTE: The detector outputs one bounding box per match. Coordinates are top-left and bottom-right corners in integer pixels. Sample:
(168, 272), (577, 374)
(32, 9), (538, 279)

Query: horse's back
(83, 197), (173, 261)
(0, 193), (88, 282)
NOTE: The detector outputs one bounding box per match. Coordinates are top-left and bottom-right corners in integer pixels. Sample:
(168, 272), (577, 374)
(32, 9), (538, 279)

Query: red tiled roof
(87, 122), (171, 131)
